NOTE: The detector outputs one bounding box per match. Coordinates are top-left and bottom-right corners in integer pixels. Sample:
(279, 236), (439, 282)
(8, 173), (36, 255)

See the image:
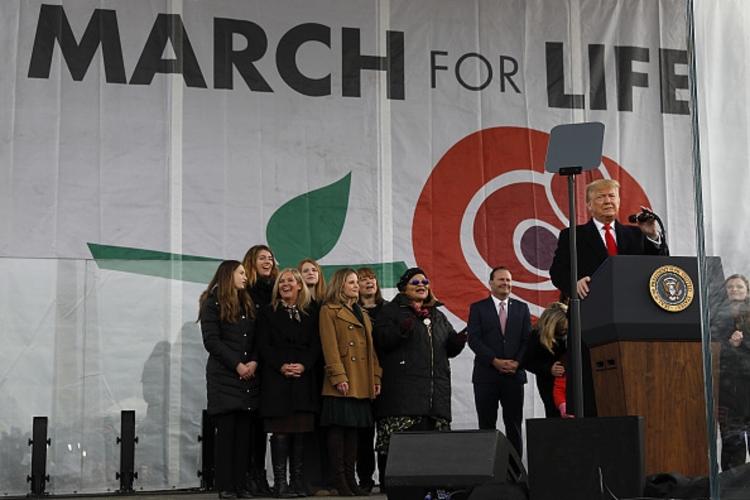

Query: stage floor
(63, 491), (386, 500)
(143, 493), (383, 500)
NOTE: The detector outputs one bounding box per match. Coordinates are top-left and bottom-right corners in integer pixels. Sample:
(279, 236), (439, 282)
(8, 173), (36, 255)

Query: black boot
(257, 469), (273, 497)
(377, 453), (388, 494)
(357, 427), (375, 494)
(289, 434), (308, 497)
(344, 429), (367, 496)
(245, 471), (258, 497)
(248, 418), (272, 497)
(328, 427), (354, 496)
(246, 469), (270, 497)
(271, 434), (295, 498)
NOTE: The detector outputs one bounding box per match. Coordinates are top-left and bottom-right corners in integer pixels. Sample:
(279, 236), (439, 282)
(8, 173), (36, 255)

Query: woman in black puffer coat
(372, 267), (467, 489)
(199, 260), (259, 498)
(717, 274), (750, 472)
(241, 244), (279, 495)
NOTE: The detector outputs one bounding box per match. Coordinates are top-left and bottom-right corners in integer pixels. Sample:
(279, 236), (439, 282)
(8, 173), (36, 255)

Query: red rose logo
(413, 126), (651, 320)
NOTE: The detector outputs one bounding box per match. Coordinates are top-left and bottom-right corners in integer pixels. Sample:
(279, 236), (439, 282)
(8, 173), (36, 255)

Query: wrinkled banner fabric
(0, 0), (715, 494)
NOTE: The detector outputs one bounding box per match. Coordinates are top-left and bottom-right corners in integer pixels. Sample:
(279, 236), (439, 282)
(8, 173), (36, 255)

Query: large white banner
(0, 0), (703, 494)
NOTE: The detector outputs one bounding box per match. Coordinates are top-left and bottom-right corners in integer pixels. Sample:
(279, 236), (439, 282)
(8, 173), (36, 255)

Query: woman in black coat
(258, 268), (321, 497)
(372, 267), (467, 489)
(522, 302), (568, 418)
(199, 260), (259, 499)
(355, 267), (388, 493)
(717, 274), (750, 471)
(241, 244), (279, 495)
(244, 244), (279, 309)
(297, 258), (334, 496)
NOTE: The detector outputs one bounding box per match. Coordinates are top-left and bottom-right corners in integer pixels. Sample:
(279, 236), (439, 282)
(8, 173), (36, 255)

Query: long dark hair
(242, 244), (279, 287)
(725, 274), (750, 302)
(199, 260), (255, 322)
(725, 274), (750, 330)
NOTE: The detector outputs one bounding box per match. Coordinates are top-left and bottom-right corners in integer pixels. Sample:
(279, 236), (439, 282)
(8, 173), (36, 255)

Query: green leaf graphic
(87, 243), (220, 283)
(266, 173), (351, 267)
(87, 242), (408, 288)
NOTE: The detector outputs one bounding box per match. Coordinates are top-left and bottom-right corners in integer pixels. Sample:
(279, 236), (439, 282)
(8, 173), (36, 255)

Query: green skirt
(320, 396), (373, 428)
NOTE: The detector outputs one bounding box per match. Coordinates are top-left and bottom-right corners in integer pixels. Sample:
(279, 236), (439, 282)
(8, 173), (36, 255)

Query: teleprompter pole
(544, 121), (604, 418)
(560, 167), (584, 417)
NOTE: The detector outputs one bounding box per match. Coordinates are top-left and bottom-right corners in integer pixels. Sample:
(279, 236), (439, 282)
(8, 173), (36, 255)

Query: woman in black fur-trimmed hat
(371, 267), (468, 491)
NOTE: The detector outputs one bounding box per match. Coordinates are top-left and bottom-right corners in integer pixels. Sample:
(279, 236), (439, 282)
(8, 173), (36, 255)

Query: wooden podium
(580, 256), (721, 477)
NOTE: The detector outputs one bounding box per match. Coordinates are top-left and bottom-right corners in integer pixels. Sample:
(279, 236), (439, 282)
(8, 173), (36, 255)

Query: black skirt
(320, 396), (373, 428)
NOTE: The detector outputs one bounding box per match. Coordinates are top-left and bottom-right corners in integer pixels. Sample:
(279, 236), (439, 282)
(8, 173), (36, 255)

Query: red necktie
(603, 223), (618, 256)
(498, 302), (507, 334)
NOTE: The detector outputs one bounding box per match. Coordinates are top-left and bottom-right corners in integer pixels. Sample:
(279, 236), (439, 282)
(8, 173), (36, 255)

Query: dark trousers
(214, 411), (252, 492)
(473, 380), (524, 457)
(304, 421), (335, 490)
(248, 411), (267, 474)
(356, 426), (376, 486)
(721, 419), (750, 471)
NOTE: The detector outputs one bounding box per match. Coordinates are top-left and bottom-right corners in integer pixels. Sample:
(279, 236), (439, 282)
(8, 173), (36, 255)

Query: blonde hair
(242, 245), (279, 287)
(585, 179), (620, 202)
(271, 268), (312, 314)
(298, 258), (326, 300)
(538, 302), (568, 354)
(324, 268), (358, 305)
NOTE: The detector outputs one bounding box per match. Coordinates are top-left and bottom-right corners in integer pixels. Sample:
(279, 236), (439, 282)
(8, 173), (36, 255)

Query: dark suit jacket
(548, 218), (668, 415)
(549, 219), (669, 297)
(467, 296), (531, 384)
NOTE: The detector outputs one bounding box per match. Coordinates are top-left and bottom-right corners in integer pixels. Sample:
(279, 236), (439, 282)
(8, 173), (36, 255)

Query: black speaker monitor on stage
(386, 430), (528, 500)
(527, 416), (645, 500)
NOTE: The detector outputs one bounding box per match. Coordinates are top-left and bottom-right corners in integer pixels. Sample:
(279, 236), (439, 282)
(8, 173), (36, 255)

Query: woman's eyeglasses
(409, 279), (430, 286)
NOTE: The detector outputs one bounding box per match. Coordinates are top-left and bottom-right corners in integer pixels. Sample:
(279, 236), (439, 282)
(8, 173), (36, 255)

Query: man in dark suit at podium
(548, 178), (668, 415)
(549, 178), (668, 299)
(467, 266), (531, 457)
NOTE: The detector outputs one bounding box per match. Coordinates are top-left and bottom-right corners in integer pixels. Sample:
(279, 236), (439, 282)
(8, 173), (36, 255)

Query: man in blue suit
(467, 266), (531, 457)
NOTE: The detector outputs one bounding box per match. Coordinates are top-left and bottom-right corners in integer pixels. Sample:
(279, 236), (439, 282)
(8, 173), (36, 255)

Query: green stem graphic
(87, 243), (408, 288)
